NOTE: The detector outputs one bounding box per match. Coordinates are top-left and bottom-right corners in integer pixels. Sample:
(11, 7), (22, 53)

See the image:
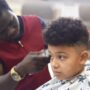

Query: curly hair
(44, 18), (89, 48)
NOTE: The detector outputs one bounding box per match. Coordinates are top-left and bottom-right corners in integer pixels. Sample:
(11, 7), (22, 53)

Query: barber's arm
(0, 64), (3, 75)
(0, 51), (50, 90)
(0, 60), (5, 75)
(0, 72), (19, 90)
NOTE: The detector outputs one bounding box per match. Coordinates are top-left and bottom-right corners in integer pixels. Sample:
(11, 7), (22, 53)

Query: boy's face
(48, 45), (88, 80)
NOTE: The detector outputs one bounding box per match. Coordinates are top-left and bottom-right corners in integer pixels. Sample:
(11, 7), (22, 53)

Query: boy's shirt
(36, 61), (90, 90)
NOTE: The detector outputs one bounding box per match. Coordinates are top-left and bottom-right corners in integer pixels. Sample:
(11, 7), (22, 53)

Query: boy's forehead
(48, 45), (71, 52)
(48, 45), (84, 54)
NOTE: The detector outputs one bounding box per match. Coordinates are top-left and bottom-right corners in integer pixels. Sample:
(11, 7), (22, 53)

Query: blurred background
(7, 0), (90, 28)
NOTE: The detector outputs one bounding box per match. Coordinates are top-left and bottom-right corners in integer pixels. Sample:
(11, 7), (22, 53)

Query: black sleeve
(38, 16), (47, 29)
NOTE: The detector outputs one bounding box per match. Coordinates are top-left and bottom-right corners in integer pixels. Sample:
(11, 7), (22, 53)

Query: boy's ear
(80, 50), (88, 65)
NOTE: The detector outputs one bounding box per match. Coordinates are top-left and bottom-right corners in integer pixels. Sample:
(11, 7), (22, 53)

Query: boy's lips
(53, 71), (61, 75)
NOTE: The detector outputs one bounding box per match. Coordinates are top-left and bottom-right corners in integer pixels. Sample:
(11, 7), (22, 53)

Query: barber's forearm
(0, 64), (4, 75)
(0, 72), (19, 90)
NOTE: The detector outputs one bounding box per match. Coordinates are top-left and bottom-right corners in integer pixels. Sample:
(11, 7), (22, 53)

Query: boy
(37, 18), (90, 90)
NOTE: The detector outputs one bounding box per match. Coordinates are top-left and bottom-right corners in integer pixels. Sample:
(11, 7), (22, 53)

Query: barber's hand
(15, 51), (50, 77)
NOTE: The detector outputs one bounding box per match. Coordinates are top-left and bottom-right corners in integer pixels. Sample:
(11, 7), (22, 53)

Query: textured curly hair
(44, 18), (89, 49)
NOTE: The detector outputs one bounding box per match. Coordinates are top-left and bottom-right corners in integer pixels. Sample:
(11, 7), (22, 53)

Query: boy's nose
(51, 58), (59, 68)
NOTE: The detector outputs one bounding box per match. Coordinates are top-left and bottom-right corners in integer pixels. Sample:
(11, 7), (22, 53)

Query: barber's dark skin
(0, 10), (20, 75)
(0, 10), (20, 41)
(0, 9), (50, 90)
(0, 51), (50, 90)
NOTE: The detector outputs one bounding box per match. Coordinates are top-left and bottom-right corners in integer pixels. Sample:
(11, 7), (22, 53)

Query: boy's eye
(58, 55), (65, 60)
(49, 54), (67, 61)
(49, 55), (54, 61)
(58, 56), (64, 59)
(56, 54), (67, 61)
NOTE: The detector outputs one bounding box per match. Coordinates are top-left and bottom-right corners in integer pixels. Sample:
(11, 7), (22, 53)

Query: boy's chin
(56, 76), (66, 80)
(56, 76), (74, 80)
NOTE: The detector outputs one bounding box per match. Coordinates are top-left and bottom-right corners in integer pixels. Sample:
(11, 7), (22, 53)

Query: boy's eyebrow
(48, 50), (67, 55)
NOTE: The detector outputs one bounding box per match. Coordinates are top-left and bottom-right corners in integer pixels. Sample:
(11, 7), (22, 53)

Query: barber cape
(36, 64), (90, 90)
